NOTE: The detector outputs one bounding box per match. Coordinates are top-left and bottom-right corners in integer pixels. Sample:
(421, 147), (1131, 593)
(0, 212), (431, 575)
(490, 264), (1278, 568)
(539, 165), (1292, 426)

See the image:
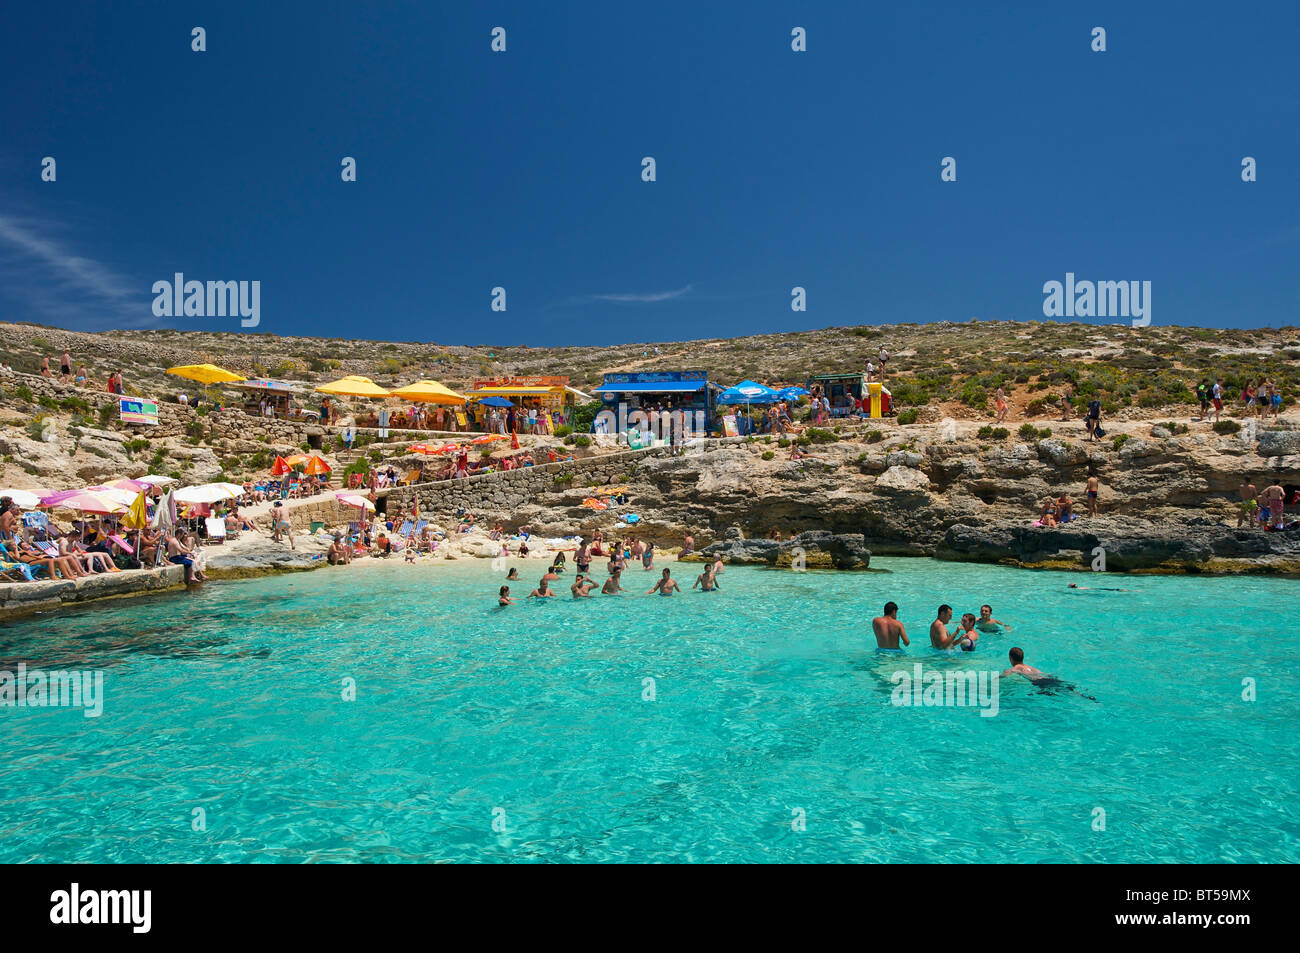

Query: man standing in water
(571, 573), (596, 598)
(601, 569), (625, 594)
(693, 565), (720, 591)
(647, 567), (680, 595)
(929, 604), (961, 649)
(872, 601), (909, 649)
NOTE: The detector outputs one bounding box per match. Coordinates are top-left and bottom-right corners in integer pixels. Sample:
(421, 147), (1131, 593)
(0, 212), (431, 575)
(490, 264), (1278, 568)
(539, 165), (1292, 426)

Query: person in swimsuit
(647, 567), (680, 595)
(711, 555), (725, 577)
(271, 501), (295, 550)
(506, 567), (519, 580)
(642, 541), (655, 570)
(693, 566), (720, 591)
(576, 540), (591, 573)
(1002, 647), (1043, 680)
(499, 585), (516, 606)
(1084, 474), (1099, 517)
(995, 386), (1009, 423)
(1237, 479), (1259, 528)
(570, 573), (595, 598)
(528, 577), (555, 598)
(872, 601), (909, 649)
(929, 605), (963, 649)
(601, 569), (625, 594)
(1068, 583), (1130, 591)
(976, 604), (1011, 632)
(953, 613), (979, 651)
(60, 351), (72, 380)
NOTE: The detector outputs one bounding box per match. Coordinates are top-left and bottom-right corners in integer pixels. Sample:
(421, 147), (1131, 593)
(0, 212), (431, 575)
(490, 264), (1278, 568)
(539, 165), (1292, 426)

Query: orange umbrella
(282, 454), (311, 467)
(270, 456), (292, 476)
(303, 455), (331, 475)
(433, 443), (461, 455)
(471, 433), (508, 445)
(408, 444), (440, 455)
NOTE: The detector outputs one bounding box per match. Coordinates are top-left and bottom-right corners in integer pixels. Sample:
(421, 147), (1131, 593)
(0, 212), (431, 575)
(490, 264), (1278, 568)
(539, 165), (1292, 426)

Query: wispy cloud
(0, 212), (152, 327)
(585, 283), (695, 303)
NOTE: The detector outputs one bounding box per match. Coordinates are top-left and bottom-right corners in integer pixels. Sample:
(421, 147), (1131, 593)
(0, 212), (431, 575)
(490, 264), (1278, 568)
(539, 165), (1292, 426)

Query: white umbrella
(0, 489), (45, 509)
(335, 492), (375, 512)
(86, 485), (142, 508)
(138, 474), (178, 487)
(174, 483), (241, 505)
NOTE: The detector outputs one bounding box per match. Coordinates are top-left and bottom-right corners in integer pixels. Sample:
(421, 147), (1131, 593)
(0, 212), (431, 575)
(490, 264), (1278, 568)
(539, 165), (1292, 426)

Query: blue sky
(1, 1), (1296, 345)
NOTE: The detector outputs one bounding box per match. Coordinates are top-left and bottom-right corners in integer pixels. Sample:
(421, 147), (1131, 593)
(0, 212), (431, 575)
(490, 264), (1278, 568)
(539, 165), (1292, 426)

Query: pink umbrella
(109, 478), (151, 493)
(40, 489), (127, 514)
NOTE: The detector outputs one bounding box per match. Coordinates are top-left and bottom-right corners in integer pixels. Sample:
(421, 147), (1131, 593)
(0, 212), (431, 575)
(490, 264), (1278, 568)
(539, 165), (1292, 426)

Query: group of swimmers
(498, 551), (726, 605)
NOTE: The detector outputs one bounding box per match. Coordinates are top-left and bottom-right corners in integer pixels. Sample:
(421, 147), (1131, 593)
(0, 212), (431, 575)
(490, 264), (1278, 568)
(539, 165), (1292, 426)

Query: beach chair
(21, 511), (50, 540)
(402, 469), (420, 486)
(204, 518), (228, 544)
(0, 542), (41, 581)
(108, 534), (135, 555)
(397, 520), (414, 538)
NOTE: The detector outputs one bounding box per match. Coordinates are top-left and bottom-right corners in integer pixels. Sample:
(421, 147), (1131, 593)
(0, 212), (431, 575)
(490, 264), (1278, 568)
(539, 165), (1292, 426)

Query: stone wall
(0, 565), (186, 620)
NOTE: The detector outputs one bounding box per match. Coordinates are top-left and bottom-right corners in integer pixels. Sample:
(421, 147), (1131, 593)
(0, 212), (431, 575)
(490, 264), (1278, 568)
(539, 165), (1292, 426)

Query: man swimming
(1002, 647), (1097, 699)
(1068, 583), (1130, 591)
(571, 573), (596, 598)
(872, 601), (909, 649)
(976, 604), (1012, 632)
(647, 567), (681, 596)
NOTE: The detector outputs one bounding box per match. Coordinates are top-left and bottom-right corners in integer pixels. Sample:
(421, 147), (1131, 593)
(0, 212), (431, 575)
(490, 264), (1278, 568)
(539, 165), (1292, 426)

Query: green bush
(1112, 433), (1130, 451)
(554, 424), (573, 438)
(897, 409), (919, 425)
(59, 395), (90, 413)
(570, 401), (602, 434)
(761, 450), (775, 460)
(574, 435), (591, 448)
(15, 385), (33, 402)
(977, 425), (994, 438)
(991, 427), (1009, 440)
(1018, 423), (1038, 439)
(805, 427), (837, 444)
(1212, 421), (1241, 435)
(865, 430), (884, 443)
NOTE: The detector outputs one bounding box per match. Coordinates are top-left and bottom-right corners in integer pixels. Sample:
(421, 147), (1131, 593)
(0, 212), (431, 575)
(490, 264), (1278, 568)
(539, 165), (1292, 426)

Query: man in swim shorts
(872, 601), (909, 649)
(647, 567), (680, 595)
(1260, 478), (1286, 530)
(1237, 478), (1259, 529)
(1084, 473), (1099, 517)
(271, 501), (295, 550)
(575, 539), (591, 573)
(976, 604), (1011, 632)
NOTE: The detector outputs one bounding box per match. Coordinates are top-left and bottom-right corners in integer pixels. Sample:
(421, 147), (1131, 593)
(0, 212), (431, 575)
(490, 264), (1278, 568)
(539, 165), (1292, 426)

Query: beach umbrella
(270, 456), (293, 476)
(777, 386), (810, 400)
(388, 380), (467, 405)
(108, 477), (151, 493)
(407, 444), (440, 455)
(470, 433), (508, 445)
(122, 491), (149, 530)
(0, 489), (45, 509)
(40, 489), (126, 515)
(477, 396), (513, 408)
(335, 492), (375, 512)
(316, 376), (391, 398)
(303, 455), (331, 475)
(718, 380), (780, 404)
(282, 454), (311, 467)
(137, 474), (178, 487)
(86, 485), (142, 508)
(174, 483), (241, 505)
(166, 364), (246, 385)
(151, 489), (178, 532)
(433, 443), (461, 455)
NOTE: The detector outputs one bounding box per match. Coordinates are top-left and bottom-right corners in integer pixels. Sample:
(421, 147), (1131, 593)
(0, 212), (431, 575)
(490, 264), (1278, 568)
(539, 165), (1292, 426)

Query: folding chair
(204, 518), (228, 544)
(21, 511), (50, 540)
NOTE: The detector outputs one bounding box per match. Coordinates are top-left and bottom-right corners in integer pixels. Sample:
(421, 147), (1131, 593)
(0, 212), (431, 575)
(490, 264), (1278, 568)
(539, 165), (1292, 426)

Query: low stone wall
(0, 565), (187, 620)
(384, 439), (747, 519)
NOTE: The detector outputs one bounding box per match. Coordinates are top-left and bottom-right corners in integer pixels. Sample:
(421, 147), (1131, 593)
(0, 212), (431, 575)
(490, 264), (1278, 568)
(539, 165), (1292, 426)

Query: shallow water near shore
(1, 557), (1296, 863)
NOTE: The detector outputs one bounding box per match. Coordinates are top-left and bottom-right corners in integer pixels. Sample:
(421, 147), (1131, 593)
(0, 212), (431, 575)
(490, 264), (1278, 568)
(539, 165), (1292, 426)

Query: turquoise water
(1, 557), (1296, 863)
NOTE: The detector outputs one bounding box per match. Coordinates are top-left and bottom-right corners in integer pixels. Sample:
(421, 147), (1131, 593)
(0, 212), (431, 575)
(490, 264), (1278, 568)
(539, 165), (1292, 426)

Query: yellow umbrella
(123, 491), (149, 530)
(388, 379), (467, 405)
(166, 364), (246, 385)
(282, 454), (311, 466)
(316, 376), (391, 398)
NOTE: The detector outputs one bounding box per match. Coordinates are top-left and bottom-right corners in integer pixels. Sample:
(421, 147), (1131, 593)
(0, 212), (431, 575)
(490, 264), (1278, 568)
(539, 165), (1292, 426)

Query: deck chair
(109, 534), (135, 555)
(21, 511), (50, 540)
(0, 541), (41, 580)
(398, 520), (414, 538)
(204, 518), (228, 544)
(402, 469), (420, 486)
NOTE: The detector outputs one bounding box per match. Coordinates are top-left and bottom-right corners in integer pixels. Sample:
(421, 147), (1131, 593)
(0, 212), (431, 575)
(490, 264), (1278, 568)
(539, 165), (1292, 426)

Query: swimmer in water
(872, 601), (909, 649)
(498, 585), (516, 606)
(1068, 583), (1130, 591)
(528, 577), (556, 598)
(571, 573), (596, 598)
(1001, 647), (1096, 700)
(955, 613), (979, 651)
(506, 567), (519, 580)
(693, 566), (720, 591)
(647, 567), (681, 596)
(601, 569), (625, 594)
(975, 604), (1012, 632)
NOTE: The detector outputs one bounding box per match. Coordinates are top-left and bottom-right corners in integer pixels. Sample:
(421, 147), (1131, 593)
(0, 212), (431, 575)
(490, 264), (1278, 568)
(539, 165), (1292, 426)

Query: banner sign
(119, 398), (159, 425)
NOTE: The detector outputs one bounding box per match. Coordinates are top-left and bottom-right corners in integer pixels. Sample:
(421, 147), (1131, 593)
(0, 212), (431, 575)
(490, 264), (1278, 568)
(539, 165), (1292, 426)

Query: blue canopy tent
(477, 396), (514, 407)
(717, 380), (780, 435)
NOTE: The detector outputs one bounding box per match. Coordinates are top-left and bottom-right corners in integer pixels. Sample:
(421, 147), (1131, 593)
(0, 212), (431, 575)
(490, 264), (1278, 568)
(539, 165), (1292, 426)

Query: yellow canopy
(470, 386), (557, 397)
(123, 491), (149, 530)
(315, 376), (391, 398)
(166, 364), (246, 385)
(388, 379), (467, 405)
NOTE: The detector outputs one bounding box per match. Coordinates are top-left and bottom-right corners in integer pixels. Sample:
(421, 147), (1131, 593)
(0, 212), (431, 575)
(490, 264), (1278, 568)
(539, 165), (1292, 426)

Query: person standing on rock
(1086, 393), (1103, 440)
(1237, 478), (1259, 529)
(872, 602), (909, 650)
(1260, 479), (1286, 530)
(41, 355), (52, 377)
(60, 350), (72, 381)
(1211, 380), (1224, 424)
(995, 386), (1009, 423)
(1084, 473), (1100, 517)
(1060, 383), (1073, 421)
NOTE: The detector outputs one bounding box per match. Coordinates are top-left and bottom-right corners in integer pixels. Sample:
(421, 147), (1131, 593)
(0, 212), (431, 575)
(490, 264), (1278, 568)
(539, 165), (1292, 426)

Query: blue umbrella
(718, 380), (779, 404)
(477, 396), (514, 407)
(777, 386), (810, 400)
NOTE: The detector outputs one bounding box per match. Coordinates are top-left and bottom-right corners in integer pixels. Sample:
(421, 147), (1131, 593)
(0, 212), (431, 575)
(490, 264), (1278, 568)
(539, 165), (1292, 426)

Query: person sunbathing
(1038, 499), (1059, 527)
(1056, 493), (1074, 522)
(8, 536), (87, 579)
